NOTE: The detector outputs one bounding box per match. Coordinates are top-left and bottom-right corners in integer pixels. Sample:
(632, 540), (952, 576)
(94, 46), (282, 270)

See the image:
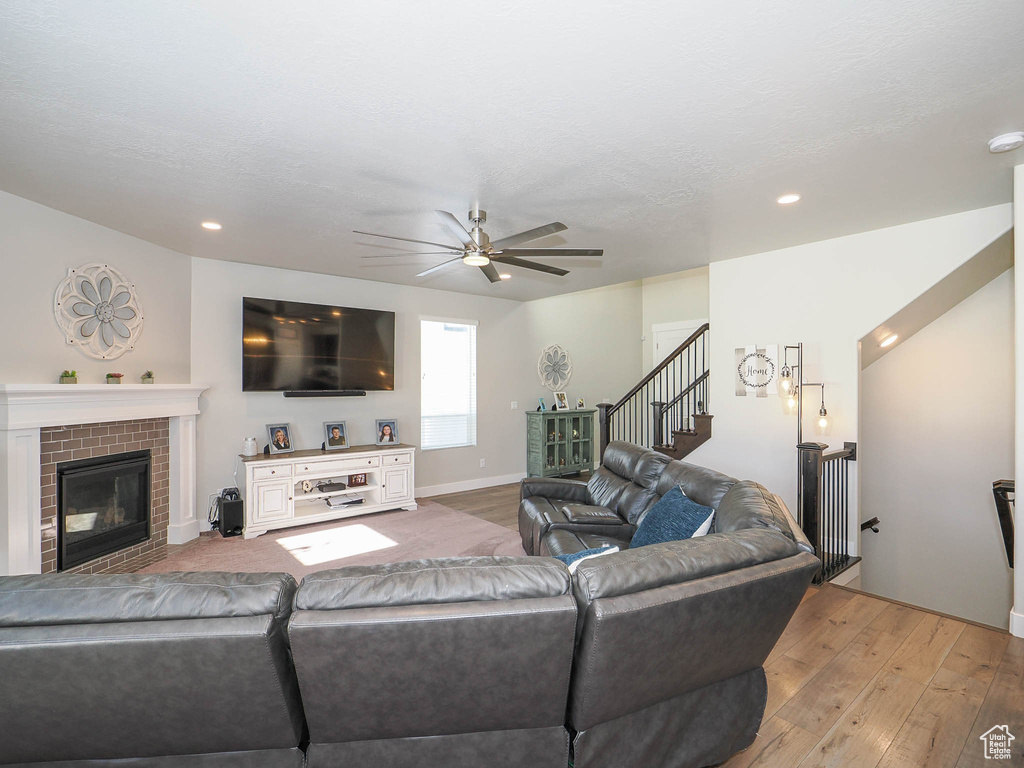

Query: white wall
(517, 281), (644, 408)
(1014, 164), (1024, 638)
(189, 258), (644, 515)
(860, 270), (1013, 628)
(0, 191), (191, 383)
(641, 267), (709, 372)
(688, 204), (1014, 539)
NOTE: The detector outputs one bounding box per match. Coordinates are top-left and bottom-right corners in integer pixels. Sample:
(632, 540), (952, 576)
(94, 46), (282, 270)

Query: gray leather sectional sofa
(519, 441), (820, 768)
(0, 441), (817, 768)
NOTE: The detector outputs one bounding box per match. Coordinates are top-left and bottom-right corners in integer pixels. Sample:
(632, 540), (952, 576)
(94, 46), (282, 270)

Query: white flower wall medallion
(53, 263), (144, 360)
(538, 344), (573, 391)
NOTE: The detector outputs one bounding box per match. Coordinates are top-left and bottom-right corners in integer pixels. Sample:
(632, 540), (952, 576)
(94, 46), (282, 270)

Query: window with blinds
(420, 320), (477, 450)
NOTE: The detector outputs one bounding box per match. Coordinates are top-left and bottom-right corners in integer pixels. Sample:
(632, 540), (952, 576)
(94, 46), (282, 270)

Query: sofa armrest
(560, 503), (625, 525)
(520, 477), (589, 503)
(772, 493), (815, 554)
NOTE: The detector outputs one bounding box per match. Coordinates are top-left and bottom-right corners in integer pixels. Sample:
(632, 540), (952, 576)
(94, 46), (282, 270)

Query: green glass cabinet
(526, 409), (596, 478)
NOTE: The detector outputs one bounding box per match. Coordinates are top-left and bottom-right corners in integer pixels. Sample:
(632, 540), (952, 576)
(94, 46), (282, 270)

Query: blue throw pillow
(630, 486), (715, 548)
(554, 546), (615, 567)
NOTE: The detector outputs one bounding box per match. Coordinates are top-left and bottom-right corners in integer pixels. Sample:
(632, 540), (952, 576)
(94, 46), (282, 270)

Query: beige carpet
(139, 500), (525, 580)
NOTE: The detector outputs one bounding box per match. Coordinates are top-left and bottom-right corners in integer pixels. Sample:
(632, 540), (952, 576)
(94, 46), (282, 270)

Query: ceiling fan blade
(416, 256), (464, 278)
(497, 248), (603, 258)
(435, 210), (477, 249)
(490, 222), (568, 250)
(354, 229), (464, 252)
(361, 251), (460, 258)
(491, 255), (569, 277)
(479, 262), (501, 283)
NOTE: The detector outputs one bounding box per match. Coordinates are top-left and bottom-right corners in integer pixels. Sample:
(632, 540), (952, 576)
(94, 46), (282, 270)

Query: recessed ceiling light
(201, 221), (222, 230)
(988, 132), (1024, 154)
(776, 194), (801, 205)
(498, 273), (511, 280)
(880, 334), (898, 347)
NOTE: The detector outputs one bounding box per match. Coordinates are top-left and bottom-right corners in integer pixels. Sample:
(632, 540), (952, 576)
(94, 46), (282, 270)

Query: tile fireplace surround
(0, 385), (207, 575)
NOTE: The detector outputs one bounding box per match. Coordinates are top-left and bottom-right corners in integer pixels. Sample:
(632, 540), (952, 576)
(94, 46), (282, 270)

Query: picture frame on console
(376, 419), (398, 445)
(266, 423), (294, 454)
(323, 421), (348, 451)
(553, 391), (570, 410)
(576, 397), (586, 409)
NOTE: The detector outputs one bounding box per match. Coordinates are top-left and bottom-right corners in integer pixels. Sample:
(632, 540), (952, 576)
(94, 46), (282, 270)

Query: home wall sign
(734, 345), (779, 397)
(54, 263), (145, 360)
(538, 344), (573, 391)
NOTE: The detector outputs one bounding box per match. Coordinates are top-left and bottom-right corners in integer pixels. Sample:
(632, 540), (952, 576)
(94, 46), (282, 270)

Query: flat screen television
(242, 297), (395, 392)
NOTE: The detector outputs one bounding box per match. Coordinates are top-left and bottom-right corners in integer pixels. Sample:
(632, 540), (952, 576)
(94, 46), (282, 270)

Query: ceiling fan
(355, 207), (603, 282)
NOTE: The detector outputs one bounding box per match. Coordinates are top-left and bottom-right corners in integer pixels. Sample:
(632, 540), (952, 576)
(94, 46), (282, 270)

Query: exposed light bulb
(815, 404), (832, 435)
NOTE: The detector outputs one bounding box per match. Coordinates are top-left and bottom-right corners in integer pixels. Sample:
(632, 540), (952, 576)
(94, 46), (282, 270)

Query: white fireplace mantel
(0, 384), (208, 575)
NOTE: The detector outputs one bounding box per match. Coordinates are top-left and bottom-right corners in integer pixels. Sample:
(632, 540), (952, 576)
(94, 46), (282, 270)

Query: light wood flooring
(448, 481), (1024, 768)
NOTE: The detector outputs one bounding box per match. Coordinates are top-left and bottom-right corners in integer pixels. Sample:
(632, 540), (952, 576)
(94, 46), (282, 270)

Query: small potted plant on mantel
(59, 370), (77, 384)
(141, 370), (155, 384)
(105, 372), (124, 385)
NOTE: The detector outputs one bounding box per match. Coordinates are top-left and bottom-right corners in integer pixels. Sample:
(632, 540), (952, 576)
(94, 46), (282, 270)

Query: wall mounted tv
(242, 297), (395, 394)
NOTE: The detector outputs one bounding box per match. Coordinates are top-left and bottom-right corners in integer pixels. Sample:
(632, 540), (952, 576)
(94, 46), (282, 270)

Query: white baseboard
(418, 472), (526, 498)
(1010, 609), (1024, 639)
(167, 520), (201, 545)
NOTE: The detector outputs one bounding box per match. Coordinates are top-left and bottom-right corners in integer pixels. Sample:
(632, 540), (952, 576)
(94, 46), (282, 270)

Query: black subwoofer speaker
(218, 497), (244, 537)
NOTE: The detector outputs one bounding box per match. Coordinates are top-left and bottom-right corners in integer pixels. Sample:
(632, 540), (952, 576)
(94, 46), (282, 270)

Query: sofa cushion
(616, 484), (660, 524)
(586, 466), (632, 508)
(295, 556), (570, 610)
(540, 529), (633, 558)
(0, 571), (297, 628)
(601, 441), (648, 479)
(655, 460), (736, 509)
(630, 487), (715, 548)
(633, 450), (672, 488)
(714, 481), (812, 552)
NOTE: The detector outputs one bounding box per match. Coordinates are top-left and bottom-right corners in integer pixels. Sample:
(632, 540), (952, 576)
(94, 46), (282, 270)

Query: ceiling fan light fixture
(462, 253), (490, 267)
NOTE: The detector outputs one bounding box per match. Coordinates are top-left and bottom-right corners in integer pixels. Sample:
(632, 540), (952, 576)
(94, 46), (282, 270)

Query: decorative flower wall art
(538, 344), (572, 391)
(53, 263), (144, 360)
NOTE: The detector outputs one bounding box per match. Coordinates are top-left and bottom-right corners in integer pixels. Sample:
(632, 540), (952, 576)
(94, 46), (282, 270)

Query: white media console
(239, 444), (416, 538)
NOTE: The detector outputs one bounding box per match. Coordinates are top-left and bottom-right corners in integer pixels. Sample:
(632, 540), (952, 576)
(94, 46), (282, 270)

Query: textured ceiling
(1, 0), (1022, 301)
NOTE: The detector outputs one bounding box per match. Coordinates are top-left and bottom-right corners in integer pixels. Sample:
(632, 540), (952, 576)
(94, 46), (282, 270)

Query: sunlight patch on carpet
(276, 524), (399, 565)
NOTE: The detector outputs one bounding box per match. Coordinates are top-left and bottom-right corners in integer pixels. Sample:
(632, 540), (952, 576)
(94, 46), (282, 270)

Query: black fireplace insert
(57, 450), (151, 570)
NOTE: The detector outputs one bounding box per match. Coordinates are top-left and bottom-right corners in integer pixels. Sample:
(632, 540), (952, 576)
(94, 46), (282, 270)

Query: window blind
(421, 320), (477, 450)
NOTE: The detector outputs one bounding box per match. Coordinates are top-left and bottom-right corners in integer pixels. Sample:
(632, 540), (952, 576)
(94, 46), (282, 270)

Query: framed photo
(266, 423), (294, 454)
(576, 397), (586, 409)
(348, 473), (367, 487)
(553, 391), (570, 410)
(323, 421), (348, 451)
(376, 419), (399, 445)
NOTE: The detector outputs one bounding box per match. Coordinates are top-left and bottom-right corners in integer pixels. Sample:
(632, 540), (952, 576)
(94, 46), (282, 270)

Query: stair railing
(597, 323), (709, 458)
(798, 441), (859, 584)
(992, 479), (1015, 569)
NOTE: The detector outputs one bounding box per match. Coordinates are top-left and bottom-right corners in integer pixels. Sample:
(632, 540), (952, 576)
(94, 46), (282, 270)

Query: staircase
(597, 323), (711, 460)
